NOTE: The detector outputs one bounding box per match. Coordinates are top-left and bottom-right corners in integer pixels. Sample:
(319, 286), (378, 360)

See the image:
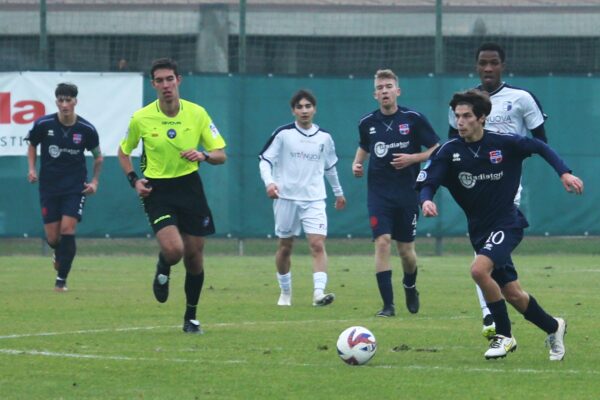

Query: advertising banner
(0, 72), (143, 156)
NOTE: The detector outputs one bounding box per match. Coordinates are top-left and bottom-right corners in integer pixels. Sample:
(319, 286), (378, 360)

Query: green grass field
(1, 242), (599, 399)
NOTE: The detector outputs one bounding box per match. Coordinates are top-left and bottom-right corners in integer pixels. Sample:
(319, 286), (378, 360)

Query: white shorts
(273, 199), (327, 238)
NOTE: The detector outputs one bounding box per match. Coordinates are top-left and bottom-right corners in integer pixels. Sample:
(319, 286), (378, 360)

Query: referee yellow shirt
(120, 99), (226, 179)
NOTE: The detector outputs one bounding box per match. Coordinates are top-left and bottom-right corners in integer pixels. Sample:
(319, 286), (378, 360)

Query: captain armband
(127, 171), (139, 188)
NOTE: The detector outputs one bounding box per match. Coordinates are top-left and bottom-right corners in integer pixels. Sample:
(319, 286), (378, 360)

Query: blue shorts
(368, 204), (418, 242)
(473, 227), (523, 287)
(40, 193), (86, 224)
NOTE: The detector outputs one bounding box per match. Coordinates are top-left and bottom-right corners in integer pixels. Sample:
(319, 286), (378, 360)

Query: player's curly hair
(449, 89), (492, 119)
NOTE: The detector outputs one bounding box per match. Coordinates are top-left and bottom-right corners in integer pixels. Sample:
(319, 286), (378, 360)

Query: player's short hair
(55, 83), (78, 98)
(150, 58), (179, 80)
(374, 69), (399, 85)
(290, 89), (317, 108)
(476, 42), (505, 63)
(449, 89), (492, 119)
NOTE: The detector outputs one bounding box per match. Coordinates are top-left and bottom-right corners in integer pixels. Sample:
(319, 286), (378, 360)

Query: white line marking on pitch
(0, 315), (473, 340)
(0, 348), (597, 376)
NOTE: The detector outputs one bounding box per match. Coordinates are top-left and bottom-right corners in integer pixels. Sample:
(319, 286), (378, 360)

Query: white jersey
(259, 122), (342, 201)
(449, 83), (546, 136)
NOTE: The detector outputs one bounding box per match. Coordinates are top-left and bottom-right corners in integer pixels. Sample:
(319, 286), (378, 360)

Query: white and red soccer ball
(336, 326), (377, 365)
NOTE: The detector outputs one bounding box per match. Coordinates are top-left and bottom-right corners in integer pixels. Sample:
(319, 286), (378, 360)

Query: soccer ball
(336, 326), (377, 365)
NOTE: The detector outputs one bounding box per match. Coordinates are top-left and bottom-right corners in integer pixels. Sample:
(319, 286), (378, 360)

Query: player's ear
(397, 86), (402, 97)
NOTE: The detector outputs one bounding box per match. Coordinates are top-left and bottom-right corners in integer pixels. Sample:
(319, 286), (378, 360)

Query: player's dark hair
(449, 89), (492, 119)
(476, 42), (505, 63)
(150, 58), (179, 80)
(290, 89), (317, 108)
(55, 83), (78, 98)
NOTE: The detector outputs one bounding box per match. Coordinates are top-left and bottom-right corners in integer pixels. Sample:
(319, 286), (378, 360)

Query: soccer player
(26, 83), (103, 292)
(448, 42), (549, 339)
(417, 89), (583, 360)
(352, 69), (440, 317)
(118, 58), (227, 334)
(258, 89), (346, 307)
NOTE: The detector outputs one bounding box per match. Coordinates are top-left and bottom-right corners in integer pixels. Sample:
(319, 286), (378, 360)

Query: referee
(118, 58), (227, 334)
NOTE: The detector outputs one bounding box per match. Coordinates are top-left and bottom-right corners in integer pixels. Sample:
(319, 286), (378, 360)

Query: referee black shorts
(142, 172), (215, 236)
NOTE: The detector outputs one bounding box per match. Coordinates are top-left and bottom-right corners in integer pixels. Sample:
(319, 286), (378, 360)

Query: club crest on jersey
(72, 133), (82, 144)
(167, 129), (177, 139)
(502, 101), (512, 111)
(489, 150), (503, 164)
(399, 123), (410, 135)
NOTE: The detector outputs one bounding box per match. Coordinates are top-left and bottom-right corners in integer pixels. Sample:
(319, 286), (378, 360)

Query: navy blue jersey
(26, 113), (100, 196)
(416, 131), (570, 243)
(358, 106), (439, 207)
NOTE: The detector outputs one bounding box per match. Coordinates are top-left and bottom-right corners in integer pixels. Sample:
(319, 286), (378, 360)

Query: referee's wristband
(127, 171), (139, 188)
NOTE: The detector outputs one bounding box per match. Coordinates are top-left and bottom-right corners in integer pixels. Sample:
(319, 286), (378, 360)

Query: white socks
(277, 272), (292, 294)
(313, 271), (328, 297)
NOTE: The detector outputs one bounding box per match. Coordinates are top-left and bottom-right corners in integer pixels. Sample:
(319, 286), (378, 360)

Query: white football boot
(484, 334), (517, 359)
(547, 317), (567, 361)
(277, 291), (291, 306)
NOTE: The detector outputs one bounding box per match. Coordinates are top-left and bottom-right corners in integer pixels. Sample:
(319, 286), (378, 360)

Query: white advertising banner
(0, 71), (143, 156)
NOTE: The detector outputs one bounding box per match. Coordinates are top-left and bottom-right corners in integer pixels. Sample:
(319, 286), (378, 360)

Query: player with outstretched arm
(416, 89), (583, 360)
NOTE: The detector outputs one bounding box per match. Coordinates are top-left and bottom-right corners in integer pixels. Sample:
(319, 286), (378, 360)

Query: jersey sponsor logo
(489, 150), (503, 164)
(398, 123), (410, 135)
(369, 126), (376, 135)
(72, 133), (82, 144)
(502, 101), (512, 111)
(373, 141), (409, 157)
(289, 151), (321, 161)
(167, 129), (177, 139)
(209, 123), (221, 139)
(487, 114), (512, 124)
(452, 153), (461, 162)
(458, 171), (504, 189)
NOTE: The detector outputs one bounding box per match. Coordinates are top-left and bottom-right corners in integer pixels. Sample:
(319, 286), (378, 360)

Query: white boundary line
(0, 315), (472, 341)
(2, 316), (598, 377)
(0, 348), (598, 376)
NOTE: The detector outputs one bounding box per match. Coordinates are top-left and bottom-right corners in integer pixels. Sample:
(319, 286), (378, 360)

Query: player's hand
(180, 149), (205, 162)
(390, 153), (416, 170)
(422, 200), (438, 217)
(82, 181), (98, 195)
(334, 195), (346, 210)
(135, 178), (153, 198)
(27, 170), (38, 183)
(266, 183), (279, 199)
(561, 173), (584, 195)
(352, 163), (364, 177)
